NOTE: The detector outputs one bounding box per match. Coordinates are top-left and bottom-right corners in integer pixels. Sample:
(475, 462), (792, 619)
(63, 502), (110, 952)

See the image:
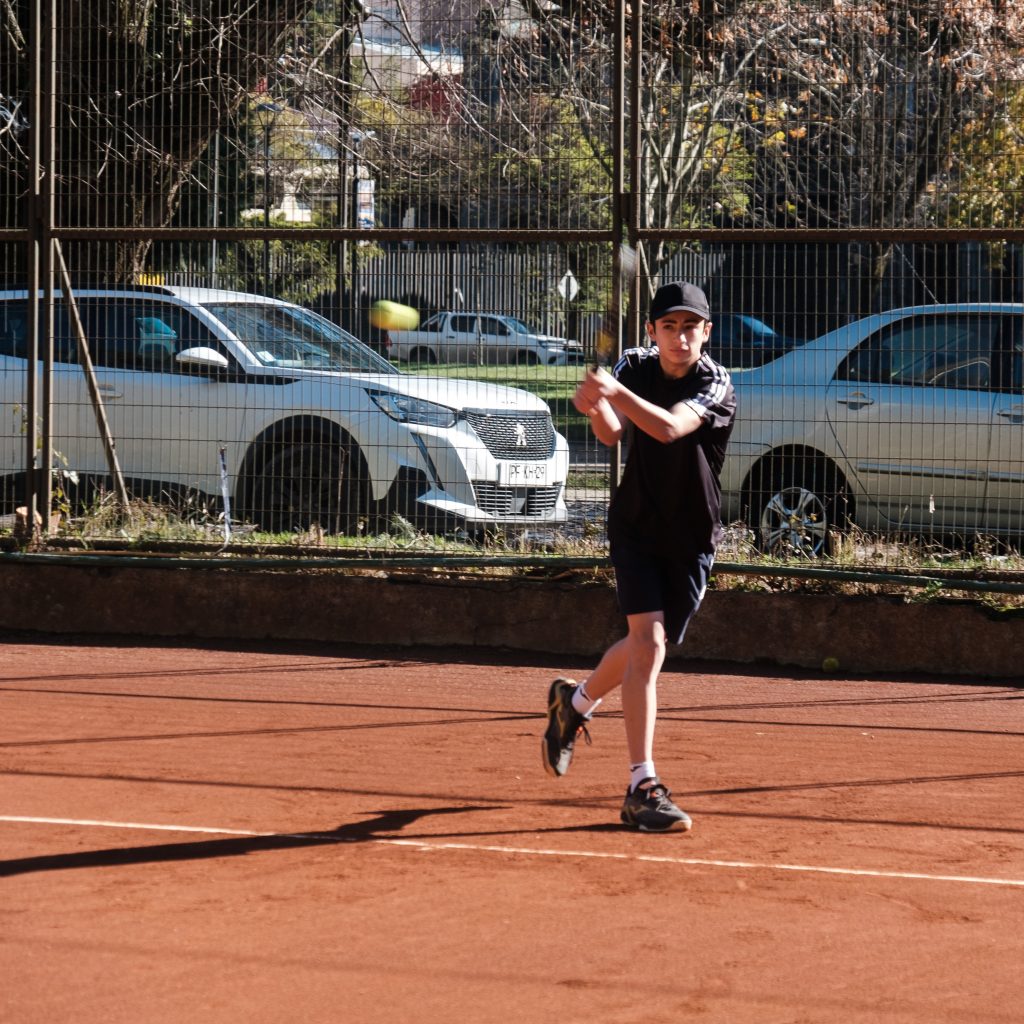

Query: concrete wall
(1, 561), (1021, 680)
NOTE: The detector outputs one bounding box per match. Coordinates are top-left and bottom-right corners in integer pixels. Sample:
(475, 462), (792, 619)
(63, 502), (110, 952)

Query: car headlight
(367, 389), (457, 428)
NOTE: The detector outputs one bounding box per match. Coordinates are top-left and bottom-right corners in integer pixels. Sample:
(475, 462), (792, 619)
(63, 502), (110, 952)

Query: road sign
(558, 269), (579, 302)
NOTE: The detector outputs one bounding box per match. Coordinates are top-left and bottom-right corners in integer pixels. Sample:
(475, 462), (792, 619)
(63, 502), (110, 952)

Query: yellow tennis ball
(370, 300), (420, 330)
(822, 656), (840, 673)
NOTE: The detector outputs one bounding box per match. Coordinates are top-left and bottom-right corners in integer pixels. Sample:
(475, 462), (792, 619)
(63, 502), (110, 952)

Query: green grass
(397, 360), (581, 397)
(396, 360), (589, 436)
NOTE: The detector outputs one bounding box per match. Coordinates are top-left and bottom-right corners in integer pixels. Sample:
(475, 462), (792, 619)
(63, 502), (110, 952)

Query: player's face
(646, 311), (712, 378)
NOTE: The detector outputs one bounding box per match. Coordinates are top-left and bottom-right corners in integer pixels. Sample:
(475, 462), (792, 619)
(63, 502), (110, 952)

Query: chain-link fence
(3, 1), (1024, 579)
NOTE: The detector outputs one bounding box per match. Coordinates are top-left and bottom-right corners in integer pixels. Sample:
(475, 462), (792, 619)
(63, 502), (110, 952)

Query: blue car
(711, 313), (801, 368)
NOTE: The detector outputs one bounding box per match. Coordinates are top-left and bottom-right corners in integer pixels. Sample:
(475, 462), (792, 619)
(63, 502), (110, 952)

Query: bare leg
(620, 612), (667, 766)
(578, 635), (629, 701)
(581, 611), (667, 766)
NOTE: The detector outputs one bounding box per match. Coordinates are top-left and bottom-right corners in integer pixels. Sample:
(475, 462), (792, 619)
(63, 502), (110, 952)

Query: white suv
(0, 287), (570, 533)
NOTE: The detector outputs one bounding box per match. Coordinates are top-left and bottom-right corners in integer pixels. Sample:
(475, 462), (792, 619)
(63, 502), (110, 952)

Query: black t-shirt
(607, 346), (736, 557)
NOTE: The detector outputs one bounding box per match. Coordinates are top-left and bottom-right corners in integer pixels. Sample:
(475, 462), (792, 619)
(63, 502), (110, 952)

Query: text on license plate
(498, 462), (553, 486)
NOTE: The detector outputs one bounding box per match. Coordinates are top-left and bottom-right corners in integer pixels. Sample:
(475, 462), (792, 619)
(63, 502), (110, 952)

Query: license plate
(498, 462), (553, 486)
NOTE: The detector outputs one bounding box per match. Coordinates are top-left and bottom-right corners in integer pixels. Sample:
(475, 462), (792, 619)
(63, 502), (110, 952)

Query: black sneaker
(541, 677), (591, 777)
(620, 778), (692, 832)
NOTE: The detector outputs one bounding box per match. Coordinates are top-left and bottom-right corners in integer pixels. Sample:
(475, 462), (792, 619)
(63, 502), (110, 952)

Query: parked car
(0, 287), (570, 533)
(711, 313), (802, 368)
(719, 304), (1024, 556)
(385, 311), (584, 366)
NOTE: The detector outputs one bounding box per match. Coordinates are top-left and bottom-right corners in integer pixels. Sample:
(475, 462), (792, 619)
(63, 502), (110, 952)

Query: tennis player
(542, 281), (736, 832)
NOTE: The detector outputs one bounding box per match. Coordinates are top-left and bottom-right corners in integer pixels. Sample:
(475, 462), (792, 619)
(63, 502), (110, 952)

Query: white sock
(571, 681), (602, 717)
(629, 762), (657, 792)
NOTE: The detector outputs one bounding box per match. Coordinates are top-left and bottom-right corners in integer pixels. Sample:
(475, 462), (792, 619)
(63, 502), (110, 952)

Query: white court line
(4, 814), (1024, 889)
(2, 815), (278, 837)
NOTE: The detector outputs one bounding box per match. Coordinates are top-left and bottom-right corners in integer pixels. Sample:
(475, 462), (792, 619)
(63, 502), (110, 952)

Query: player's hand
(574, 371), (624, 443)
(573, 371), (603, 415)
(574, 367), (618, 410)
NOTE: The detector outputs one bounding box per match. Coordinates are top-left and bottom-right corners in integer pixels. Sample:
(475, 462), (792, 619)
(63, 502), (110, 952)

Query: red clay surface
(1, 636), (1022, 1024)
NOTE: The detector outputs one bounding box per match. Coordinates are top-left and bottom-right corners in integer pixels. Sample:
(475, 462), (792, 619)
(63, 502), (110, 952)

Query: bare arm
(573, 367), (702, 445)
(576, 395), (623, 446)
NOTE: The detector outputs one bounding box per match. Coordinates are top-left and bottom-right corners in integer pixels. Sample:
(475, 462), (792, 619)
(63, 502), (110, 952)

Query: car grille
(463, 410), (555, 460)
(472, 483), (562, 517)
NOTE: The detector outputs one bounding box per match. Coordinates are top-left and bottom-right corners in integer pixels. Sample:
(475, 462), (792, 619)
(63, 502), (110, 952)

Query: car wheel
(409, 347), (437, 365)
(748, 463), (848, 558)
(253, 440), (362, 534)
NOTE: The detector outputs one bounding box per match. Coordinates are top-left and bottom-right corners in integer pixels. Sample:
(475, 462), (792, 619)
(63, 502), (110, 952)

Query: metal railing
(2, 0), (1024, 586)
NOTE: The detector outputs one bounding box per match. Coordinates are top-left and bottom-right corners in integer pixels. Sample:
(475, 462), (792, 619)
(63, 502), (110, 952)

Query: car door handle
(836, 391), (874, 409)
(996, 407), (1024, 423)
(97, 383), (123, 399)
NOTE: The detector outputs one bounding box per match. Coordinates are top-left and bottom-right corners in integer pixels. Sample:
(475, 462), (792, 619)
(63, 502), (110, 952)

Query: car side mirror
(176, 346), (230, 371)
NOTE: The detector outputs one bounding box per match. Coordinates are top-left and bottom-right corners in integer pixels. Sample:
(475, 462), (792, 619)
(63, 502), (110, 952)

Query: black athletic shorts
(609, 543), (714, 645)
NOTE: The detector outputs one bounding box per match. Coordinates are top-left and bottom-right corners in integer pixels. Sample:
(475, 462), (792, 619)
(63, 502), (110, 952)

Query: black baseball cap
(648, 281), (710, 323)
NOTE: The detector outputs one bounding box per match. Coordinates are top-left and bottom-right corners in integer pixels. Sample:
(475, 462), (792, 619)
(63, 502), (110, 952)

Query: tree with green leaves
(427, 1), (1024, 323)
(712, 2), (1024, 326)
(0, 0), (365, 280)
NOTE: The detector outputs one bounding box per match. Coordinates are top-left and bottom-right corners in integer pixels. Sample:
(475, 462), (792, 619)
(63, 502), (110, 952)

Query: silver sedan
(719, 303), (1024, 556)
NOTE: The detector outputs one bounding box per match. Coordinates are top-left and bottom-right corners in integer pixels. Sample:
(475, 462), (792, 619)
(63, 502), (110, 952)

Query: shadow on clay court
(6, 763), (1024, 818)
(0, 713), (538, 750)
(0, 806), (500, 878)
(412, 807), (1024, 842)
(4, 786), (1023, 879)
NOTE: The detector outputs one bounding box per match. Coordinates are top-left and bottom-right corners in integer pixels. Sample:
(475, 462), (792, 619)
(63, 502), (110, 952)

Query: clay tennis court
(1, 635), (1022, 1023)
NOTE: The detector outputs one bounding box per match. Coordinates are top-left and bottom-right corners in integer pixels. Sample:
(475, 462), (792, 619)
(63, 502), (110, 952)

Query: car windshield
(204, 302), (398, 374)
